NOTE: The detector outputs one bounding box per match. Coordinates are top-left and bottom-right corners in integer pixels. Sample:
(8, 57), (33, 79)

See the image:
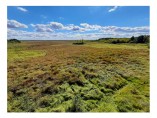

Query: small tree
(130, 36), (135, 43)
(137, 35), (145, 43)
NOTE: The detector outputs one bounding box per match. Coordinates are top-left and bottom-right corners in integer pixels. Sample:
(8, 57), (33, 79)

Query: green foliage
(71, 94), (83, 112)
(91, 97), (117, 112)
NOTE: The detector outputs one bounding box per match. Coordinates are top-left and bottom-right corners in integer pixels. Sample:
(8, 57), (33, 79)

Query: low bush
(8, 39), (21, 43)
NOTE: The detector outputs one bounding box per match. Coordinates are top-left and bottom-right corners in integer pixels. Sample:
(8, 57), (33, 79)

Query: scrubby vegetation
(98, 38), (130, 44)
(8, 40), (149, 112)
(73, 39), (85, 45)
(97, 35), (150, 44)
(8, 39), (21, 43)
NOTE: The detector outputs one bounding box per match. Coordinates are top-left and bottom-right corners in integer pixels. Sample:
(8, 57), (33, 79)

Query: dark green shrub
(8, 39), (21, 43)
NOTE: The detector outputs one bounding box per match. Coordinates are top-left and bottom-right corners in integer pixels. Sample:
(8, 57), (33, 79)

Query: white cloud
(31, 24), (53, 32)
(80, 23), (102, 31)
(108, 6), (118, 12)
(71, 26), (82, 31)
(7, 29), (72, 40)
(31, 22), (85, 32)
(7, 19), (28, 28)
(64, 24), (85, 32)
(63, 24), (75, 30)
(17, 7), (28, 12)
(101, 26), (149, 33)
(31, 22), (67, 32)
(50, 22), (64, 29)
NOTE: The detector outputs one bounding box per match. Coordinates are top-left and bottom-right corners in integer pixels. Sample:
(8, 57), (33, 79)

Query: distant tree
(136, 35), (145, 43)
(136, 35), (149, 43)
(111, 40), (117, 44)
(129, 35), (149, 43)
(130, 36), (135, 43)
(117, 39), (120, 43)
(144, 35), (150, 43)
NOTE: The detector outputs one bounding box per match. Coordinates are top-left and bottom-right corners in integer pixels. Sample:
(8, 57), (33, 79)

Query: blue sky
(7, 6), (149, 40)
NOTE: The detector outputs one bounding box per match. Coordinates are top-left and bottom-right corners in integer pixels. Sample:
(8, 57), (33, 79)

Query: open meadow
(7, 40), (149, 112)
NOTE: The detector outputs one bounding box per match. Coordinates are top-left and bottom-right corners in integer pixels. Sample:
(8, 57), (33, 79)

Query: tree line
(130, 35), (149, 43)
(98, 35), (150, 44)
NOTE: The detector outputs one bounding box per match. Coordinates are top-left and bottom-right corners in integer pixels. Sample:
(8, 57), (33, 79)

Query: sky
(7, 6), (149, 40)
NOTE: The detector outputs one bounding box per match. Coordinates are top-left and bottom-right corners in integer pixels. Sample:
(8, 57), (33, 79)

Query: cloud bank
(7, 19), (149, 40)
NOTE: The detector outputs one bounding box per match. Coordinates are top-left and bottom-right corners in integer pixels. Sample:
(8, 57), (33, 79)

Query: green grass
(85, 42), (148, 49)
(7, 40), (149, 112)
(8, 43), (46, 62)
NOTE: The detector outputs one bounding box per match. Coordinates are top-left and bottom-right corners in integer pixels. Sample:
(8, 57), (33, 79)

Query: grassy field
(7, 40), (149, 112)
